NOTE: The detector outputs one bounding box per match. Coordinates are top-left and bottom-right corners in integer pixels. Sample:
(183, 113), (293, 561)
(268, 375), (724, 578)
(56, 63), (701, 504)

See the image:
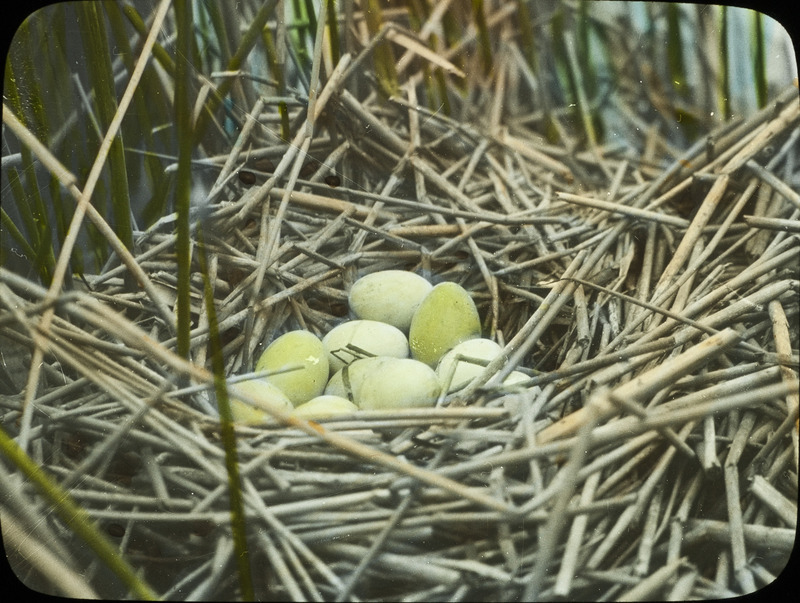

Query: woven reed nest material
(2, 37), (799, 603)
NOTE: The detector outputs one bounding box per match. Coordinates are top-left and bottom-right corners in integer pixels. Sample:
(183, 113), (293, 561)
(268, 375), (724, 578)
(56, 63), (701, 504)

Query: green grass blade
(0, 425), (158, 599)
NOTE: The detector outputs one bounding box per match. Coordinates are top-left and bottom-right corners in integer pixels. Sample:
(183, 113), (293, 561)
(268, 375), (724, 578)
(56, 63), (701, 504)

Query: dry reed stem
(536, 327), (741, 444)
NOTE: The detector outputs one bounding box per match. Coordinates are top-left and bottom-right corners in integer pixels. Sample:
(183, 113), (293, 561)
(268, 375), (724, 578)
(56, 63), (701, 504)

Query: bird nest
(2, 52), (799, 603)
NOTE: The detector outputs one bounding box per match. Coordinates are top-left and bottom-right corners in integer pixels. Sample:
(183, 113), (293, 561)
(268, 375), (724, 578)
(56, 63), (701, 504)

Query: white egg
(409, 282), (481, 366)
(292, 395), (358, 419)
(348, 270), (433, 332)
(436, 338), (529, 393)
(255, 330), (329, 406)
(322, 319), (409, 373)
(227, 379), (293, 424)
(326, 356), (440, 410)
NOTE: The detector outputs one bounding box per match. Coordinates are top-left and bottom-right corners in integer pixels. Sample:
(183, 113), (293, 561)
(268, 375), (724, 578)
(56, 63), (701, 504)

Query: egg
(255, 330), (329, 406)
(325, 356), (440, 410)
(436, 338), (529, 393)
(436, 338), (501, 392)
(324, 356), (378, 400)
(227, 379), (293, 424)
(501, 371), (529, 388)
(348, 270), (433, 332)
(322, 319), (409, 373)
(292, 395), (358, 419)
(409, 282), (481, 366)
(323, 371), (347, 399)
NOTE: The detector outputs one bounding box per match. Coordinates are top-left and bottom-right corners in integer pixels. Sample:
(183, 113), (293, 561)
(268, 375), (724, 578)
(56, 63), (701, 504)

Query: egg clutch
(226, 270), (528, 423)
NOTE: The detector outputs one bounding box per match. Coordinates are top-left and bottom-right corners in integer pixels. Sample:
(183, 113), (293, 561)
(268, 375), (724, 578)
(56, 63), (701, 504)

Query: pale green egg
(409, 282), (481, 366)
(255, 330), (329, 406)
(227, 378), (293, 424)
(322, 319), (409, 373)
(348, 270), (433, 332)
(357, 357), (441, 410)
(436, 338), (528, 393)
(326, 357), (440, 410)
(501, 370), (529, 388)
(323, 357), (380, 400)
(436, 338), (502, 393)
(292, 395), (358, 419)
(323, 370), (349, 400)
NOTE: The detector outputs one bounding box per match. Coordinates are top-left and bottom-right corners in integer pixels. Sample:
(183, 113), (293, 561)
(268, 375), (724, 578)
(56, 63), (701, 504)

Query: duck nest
(2, 39), (799, 603)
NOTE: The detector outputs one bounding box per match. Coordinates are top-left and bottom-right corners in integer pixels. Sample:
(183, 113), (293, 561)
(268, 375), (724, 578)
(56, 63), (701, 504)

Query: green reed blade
(719, 6), (732, 120)
(203, 0), (234, 68)
(120, 2), (176, 74)
(564, 28), (599, 148)
(261, 21), (283, 89)
(287, 0), (312, 74)
(1, 206), (37, 261)
(5, 164), (53, 285)
(4, 25), (55, 284)
(405, 1), (441, 108)
(751, 11), (768, 108)
(303, 0), (319, 43)
(104, 2), (168, 234)
(516, 0), (536, 71)
(260, 23), (291, 141)
(197, 228), (255, 601)
(78, 2), (134, 257)
(34, 6), (77, 274)
(472, 0), (493, 76)
(192, 0), (278, 144)
(363, 0), (399, 98)
(174, 0), (195, 362)
(433, 67), (453, 116)
(0, 425), (158, 600)
(139, 178), (173, 231)
(326, 0), (341, 66)
(666, 3), (688, 99)
(576, 1), (597, 99)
